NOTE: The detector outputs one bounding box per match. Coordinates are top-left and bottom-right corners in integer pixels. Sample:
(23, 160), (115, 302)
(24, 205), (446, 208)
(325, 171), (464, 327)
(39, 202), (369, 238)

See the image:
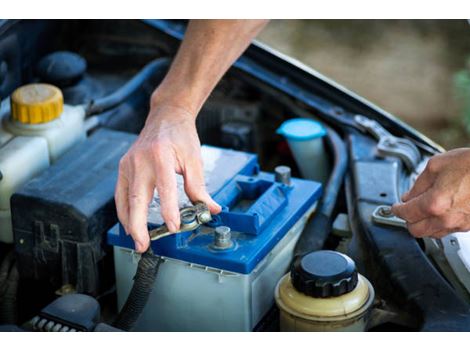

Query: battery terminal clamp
(149, 202), (212, 241)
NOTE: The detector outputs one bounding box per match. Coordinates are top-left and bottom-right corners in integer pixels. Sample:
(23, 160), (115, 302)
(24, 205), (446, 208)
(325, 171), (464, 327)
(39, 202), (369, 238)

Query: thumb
(183, 158), (221, 214)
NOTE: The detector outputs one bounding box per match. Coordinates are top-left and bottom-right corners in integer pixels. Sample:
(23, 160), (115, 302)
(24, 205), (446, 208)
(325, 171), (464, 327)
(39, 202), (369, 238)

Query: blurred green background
(258, 20), (470, 150)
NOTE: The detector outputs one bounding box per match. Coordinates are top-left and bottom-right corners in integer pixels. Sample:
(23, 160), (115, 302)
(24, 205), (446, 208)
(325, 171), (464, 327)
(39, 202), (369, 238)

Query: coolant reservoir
(275, 250), (375, 332)
(0, 83), (86, 243)
(5, 83), (86, 161)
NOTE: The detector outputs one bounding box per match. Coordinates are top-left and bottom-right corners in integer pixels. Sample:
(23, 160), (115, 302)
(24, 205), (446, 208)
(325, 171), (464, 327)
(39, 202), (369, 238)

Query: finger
(128, 177), (154, 253)
(407, 217), (445, 238)
(391, 191), (435, 223)
(183, 157), (221, 214)
(115, 172), (130, 234)
(154, 157), (180, 233)
(402, 169), (435, 202)
(407, 212), (462, 238)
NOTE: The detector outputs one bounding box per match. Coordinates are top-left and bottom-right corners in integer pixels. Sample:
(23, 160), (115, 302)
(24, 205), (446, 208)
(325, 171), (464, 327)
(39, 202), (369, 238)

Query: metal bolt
(377, 206), (393, 218)
(213, 226), (233, 249)
(198, 211), (212, 224)
(383, 137), (397, 148)
(274, 165), (291, 186)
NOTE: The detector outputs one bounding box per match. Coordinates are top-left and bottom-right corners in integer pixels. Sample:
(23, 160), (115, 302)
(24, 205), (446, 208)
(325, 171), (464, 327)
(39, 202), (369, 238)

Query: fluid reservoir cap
(36, 51), (87, 87)
(277, 118), (326, 141)
(291, 250), (358, 298)
(10, 83), (64, 124)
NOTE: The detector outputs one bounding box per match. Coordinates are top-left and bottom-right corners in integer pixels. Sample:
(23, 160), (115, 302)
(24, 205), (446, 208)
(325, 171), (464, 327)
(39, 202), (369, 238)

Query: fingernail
(135, 241), (144, 253)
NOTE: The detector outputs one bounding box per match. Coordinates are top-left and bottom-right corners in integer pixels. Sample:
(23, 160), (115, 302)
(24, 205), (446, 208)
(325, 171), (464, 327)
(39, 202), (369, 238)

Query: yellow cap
(10, 83), (63, 124)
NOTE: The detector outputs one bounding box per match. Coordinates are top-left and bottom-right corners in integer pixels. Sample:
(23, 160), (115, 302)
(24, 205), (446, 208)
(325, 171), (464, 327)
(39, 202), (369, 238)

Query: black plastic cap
(291, 250), (358, 298)
(36, 51), (87, 87)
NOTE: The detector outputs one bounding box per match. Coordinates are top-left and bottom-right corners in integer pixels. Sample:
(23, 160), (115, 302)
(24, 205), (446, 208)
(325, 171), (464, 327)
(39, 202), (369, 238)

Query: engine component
(347, 132), (470, 331)
(371, 205), (407, 228)
(30, 294), (100, 332)
(0, 83), (86, 243)
(294, 125), (348, 258)
(108, 146), (322, 331)
(275, 250), (375, 332)
(85, 58), (169, 116)
(425, 233), (470, 301)
(354, 114), (421, 172)
(36, 51), (87, 87)
(11, 129), (136, 295)
(196, 98), (262, 153)
(220, 121), (253, 152)
(277, 117), (329, 184)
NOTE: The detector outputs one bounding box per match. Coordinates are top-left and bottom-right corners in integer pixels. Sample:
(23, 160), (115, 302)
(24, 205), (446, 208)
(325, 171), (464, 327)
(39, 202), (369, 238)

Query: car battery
(108, 145), (323, 331)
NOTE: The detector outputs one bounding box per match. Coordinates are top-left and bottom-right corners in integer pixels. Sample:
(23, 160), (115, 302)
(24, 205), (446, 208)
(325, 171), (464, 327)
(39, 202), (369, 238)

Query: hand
(392, 148), (470, 238)
(115, 101), (221, 253)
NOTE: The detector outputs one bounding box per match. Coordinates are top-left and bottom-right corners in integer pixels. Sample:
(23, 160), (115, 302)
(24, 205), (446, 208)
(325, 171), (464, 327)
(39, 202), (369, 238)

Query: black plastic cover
(291, 250), (358, 298)
(12, 128), (136, 295)
(39, 294), (100, 332)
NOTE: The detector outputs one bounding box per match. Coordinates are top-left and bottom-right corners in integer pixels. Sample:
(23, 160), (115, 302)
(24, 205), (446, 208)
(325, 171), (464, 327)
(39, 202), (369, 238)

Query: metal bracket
(149, 202), (212, 241)
(355, 115), (421, 172)
(371, 205), (407, 229)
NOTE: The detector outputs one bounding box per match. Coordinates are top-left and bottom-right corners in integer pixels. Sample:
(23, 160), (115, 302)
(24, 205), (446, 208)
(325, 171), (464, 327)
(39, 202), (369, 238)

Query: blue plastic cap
(277, 118), (326, 141)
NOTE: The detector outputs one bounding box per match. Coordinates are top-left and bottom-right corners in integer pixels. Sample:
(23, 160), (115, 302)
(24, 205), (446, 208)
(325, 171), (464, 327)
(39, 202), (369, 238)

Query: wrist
(150, 77), (206, 117)
(146, 91), (198, 128)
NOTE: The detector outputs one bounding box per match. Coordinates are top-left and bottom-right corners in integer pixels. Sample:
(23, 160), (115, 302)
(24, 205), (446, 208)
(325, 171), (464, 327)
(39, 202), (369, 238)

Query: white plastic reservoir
(0, 84), (86, 243)
(277, 117), (329, 184)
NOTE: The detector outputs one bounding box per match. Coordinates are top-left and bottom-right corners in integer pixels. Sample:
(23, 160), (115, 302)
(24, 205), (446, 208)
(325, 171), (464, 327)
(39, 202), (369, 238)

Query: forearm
(151, 19), (268, 115)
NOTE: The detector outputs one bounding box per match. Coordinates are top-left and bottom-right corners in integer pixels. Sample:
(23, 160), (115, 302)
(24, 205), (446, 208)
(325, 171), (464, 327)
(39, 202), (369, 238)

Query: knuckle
(129, 151), (144, 167)
(426, 157), (439, 173)
(151, 140), (164, 154)
(128, 192), (144, 205)
(441, 215), (456, 230)
(118, 155), (129, 171)
(427, 194), (448, 216)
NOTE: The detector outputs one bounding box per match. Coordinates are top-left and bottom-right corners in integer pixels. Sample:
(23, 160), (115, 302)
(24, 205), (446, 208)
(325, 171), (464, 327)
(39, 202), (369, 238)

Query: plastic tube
(86, 58), (170, 116)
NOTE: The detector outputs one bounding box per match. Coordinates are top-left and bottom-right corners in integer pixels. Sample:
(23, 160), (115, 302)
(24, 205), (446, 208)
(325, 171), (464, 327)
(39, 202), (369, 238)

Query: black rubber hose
(86, 58), (171, 116)
(294, 125), (348, 258)
(113, 248), (163, 331)
(0, 252), (19, 325)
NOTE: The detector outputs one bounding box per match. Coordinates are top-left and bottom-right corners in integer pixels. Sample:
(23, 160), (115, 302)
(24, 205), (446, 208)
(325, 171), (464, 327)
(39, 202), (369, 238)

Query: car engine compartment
(1, 19), (470, 332)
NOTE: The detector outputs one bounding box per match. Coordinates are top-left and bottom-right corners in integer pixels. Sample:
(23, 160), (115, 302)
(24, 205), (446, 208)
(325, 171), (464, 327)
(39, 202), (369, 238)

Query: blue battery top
(107, 146), (322, 274)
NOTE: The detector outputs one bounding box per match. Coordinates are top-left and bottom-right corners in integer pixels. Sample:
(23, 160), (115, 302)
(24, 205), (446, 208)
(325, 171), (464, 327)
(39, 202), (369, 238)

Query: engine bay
(1, 19), (470, 332)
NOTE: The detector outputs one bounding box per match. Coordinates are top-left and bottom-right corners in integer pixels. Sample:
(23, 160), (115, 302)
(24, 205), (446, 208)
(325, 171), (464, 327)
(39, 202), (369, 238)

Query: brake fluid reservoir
(275, 250), (375, 332)
(0, 83), (86, 243)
